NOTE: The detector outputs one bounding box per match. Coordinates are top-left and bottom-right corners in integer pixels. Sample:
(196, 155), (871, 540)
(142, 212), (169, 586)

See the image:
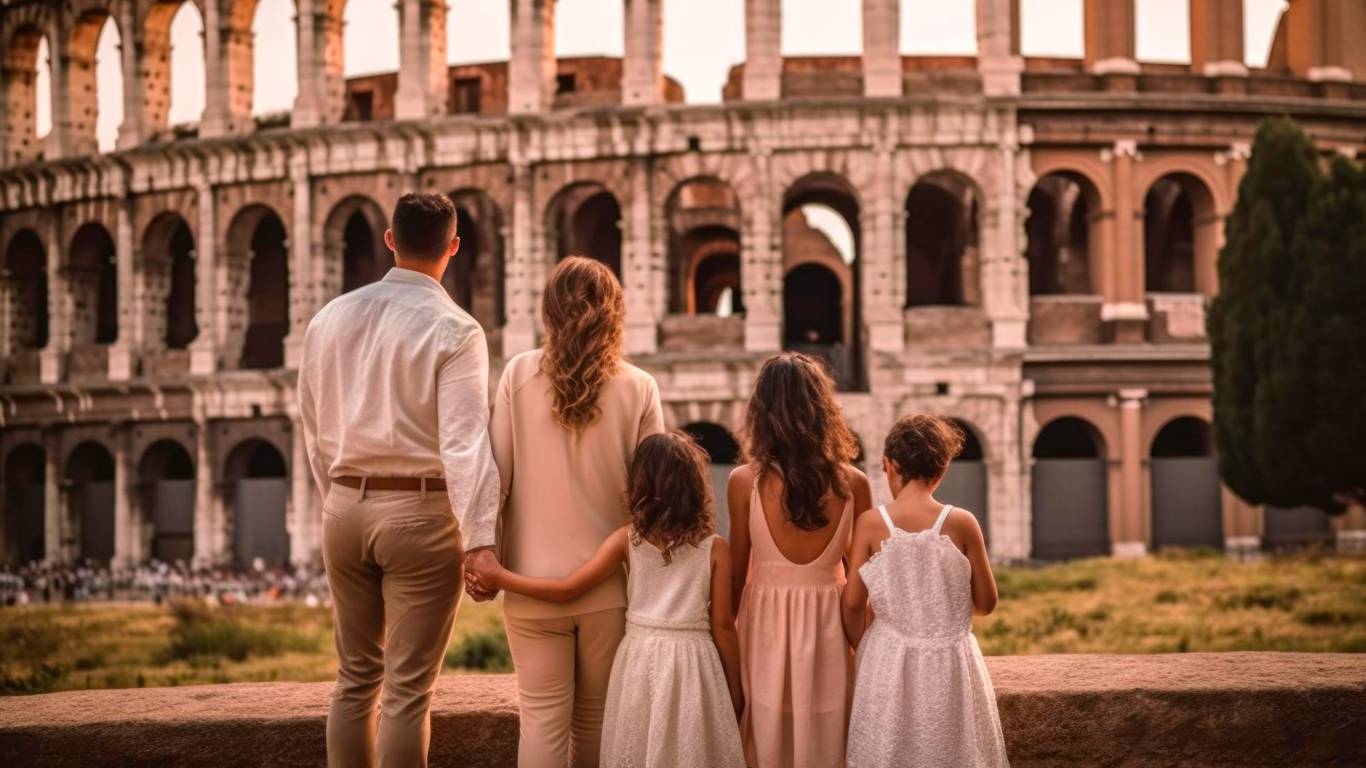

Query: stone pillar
(862, 0), (901, 97)
(292, 0), (346, 128)
(623, 159), (657, 353)
(112, 428), (136, 566)
(44, 12), (81, 160)
(201, 0), (252, 138)
(117, 1), (150, 149)
(623, 0), (665, 106)
(43, 431), (62, 564)
(863, 144), (903, 354)
(1100, 140), (1147, 342)
(108, 198), (138, 380)
(509, 0), (557, 114)
(1222, 485), (1261, 554)
(189, 179), (220, 375)
(39, 218), (69, 384)
(288, 417), (319, 565)
(976, 0), (1023, 96)
(397, 0), (449, 120)
(192, 421), (218, 566)
(503, 162), (539, 355)
(981, 142), (1029, 350)
(1190, 0), (1248, 77)
(1083, 0), (1138, 75)
(742, 148), (781, 351)
(744, 0), (782, 101)
(1114, 388), (1147, 558)
(1283, 0), (1362, 82)
(285, 161), (314, 369)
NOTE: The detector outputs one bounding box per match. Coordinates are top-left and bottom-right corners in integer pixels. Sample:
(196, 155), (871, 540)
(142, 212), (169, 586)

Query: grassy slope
(2, 552), (1362, 695)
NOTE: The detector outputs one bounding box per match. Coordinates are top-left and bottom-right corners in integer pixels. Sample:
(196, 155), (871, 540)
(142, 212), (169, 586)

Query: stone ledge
(1, 653), (1363, 767)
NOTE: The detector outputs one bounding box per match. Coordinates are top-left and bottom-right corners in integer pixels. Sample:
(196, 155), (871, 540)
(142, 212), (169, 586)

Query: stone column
(1100, 140), (1147, 342)
(108, 198), (139, 380)
(201, 0), (251, 138)
(509, 0), (557, 114)
(623, 0), (665, 106)
(1114, 388), (1147, 558)
(285, 160), (314, 369)
(117, 1), (150, 149)
(981, 142), (1029, 350)
(742, 148), (781, 351)
(44, 12), (81, 160)
(40, 217), (69, 384)
(1190, 0), (1248, 77)
(1284, 0), (1360, 83)
(292, 0), (346, 128)
(863, 144), (903, 354)
(744, 0), (782, 101)
(862, 0), (900, 97)
(976, 0), (1023, 96)
(503, 162), (539, 355)
(189, 178), (220, 375)
(1083, 0), (1138, 75)
(43, 432), (63, 564)
(112, 428), (136, 566)
(397, 0), (449, 120)
(623, 159), (657, 353)
(289, 417), (319, 565)
(191, 421), (218, 566)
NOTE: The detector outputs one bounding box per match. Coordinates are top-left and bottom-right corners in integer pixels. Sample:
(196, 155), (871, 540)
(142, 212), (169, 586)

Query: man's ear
(446, 235), (461, 260)
(384, 228), (397, 253)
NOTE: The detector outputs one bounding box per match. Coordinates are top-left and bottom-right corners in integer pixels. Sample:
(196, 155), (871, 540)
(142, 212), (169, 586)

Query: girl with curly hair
(474, 432), (746, 768)
(481, 256), (664, 768)
(728, 352), (872, 768)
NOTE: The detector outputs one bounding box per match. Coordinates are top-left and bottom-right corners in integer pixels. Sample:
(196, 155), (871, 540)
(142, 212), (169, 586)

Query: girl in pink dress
(728, 353), (873, 768)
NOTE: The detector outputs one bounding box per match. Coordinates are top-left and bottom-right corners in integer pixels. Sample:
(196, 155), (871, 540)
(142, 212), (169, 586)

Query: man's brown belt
(333, 476), (447, 491)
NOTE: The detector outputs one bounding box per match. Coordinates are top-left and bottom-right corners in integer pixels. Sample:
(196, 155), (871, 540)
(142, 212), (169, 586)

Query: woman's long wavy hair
(628, 432), (716, 564)
(742, 352), (859, 531)
(540, 256), (625, 431)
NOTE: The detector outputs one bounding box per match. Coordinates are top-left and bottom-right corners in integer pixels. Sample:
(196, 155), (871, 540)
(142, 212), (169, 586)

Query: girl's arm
(727, 465), (753, 612)
(841, 512), (877, 649)
(957, 511), (999, 616)
(484, 527), (629, 604)
(709, 537), (745, 720)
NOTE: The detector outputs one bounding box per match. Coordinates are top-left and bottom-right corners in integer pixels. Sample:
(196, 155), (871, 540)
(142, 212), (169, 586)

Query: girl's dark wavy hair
(742, 352), (859, 531)
(628, 432), (716, 564)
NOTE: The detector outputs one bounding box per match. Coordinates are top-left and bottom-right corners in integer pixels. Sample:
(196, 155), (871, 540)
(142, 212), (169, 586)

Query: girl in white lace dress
(472, 432), (746, 768)
(841, 415), (1009, 768)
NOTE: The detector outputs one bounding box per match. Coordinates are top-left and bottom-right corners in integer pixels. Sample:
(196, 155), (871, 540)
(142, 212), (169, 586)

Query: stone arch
(65, 4), (122, 156)
(138, 438), (195, 563)
(223, 437), (290, 568)
(140, 211), (198, 349)
(141, 0), (207, 132)
(64, 440), (116, 563)
(2, 442), (47, 565)
(223, 203), (289, 369)
(1148, 415), (1222, 550)
(664, 177), (743, 315)
(545, 181), (623, 278)
(1031, 416), (1110, 560)
(235, 0), (298, 121)
(905, 170), (981, 307)
(446, 188), (505, 332)
(2, 228), (49, 353)
(322, 195), (390, 295)
(1028, 155), (1113, 212)
(1, 3), (52, 165)
(1025, 170), (1103, 295)
(68, 221), (119, 345)
(1143, 171), (1219, 296)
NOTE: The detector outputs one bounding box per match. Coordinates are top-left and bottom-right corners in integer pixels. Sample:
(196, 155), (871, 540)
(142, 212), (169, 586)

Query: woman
(486, 256), (664, 768)
(728, 352), (872, 768)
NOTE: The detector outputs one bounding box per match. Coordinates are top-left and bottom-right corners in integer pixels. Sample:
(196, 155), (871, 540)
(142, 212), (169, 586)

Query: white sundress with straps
(845, 503), (1010, 768)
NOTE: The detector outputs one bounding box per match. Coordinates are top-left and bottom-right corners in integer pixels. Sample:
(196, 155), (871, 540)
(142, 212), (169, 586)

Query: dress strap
(876, 505), (897, 536)
(931, 503), (953, 535)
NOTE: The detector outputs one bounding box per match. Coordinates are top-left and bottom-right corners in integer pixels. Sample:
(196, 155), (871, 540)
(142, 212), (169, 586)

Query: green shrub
(1296, 608), (1364, 627)
(996, 567), (1099, 599)
(164, 600), (314, 663)
(445, 629), (512, 672)
(1216, 585), (1302, 611)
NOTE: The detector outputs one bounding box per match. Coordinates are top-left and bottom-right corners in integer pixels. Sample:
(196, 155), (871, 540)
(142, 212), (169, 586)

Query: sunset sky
(31, 0), (1288, 151)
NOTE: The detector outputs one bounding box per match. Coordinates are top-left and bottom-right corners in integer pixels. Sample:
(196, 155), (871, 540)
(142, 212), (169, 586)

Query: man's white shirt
(297, 267), (500, 550)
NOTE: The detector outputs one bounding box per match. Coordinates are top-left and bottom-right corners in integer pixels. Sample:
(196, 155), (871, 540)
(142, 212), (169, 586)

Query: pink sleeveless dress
(737, 477), (854, 768)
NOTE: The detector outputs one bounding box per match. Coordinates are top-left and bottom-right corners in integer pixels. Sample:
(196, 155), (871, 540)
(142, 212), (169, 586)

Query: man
(298, 192), (500, 768)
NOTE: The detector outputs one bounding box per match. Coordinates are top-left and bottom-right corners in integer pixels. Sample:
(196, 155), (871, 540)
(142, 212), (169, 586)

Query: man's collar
(382, 267), (446, 293)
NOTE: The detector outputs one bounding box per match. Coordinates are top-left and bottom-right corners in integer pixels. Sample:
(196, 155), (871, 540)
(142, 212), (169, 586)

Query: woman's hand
(463, 548), (502, 600)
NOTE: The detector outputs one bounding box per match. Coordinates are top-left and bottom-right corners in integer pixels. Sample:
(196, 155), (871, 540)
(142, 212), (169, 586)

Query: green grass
(2, 552), (1363, 695)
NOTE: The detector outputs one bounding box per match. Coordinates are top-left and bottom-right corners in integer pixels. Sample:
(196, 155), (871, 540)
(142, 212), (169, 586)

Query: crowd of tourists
(0, 559), (330, 607)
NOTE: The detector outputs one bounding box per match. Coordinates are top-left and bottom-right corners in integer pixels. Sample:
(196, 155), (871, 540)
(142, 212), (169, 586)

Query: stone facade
(0, 0), (1364, 569)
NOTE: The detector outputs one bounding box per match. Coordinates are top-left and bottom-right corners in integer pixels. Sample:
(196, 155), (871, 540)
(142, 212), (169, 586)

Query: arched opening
(1150, 416), (1221, 550)
(323, 197), (390, 295)
(1143, 173), (1217, 295)
(341, 0), (400, 121)
(682, 422), (741, 540)
(446, 189), (505, 331)
(226, 207), (290, 370)
(3, 444), (47, 565)
(3, 23), (47, 163)
(139, 439), (195, 563)
(224, 439), (289, 569)
(68, 222), (118, 345)
(3, 229), (49, 352)
(547, 184), (623, 278)
(1136, 0), (1191, 64)
(72, 12), (124, 154)
(65, 441), (115, 564)
(1025, 172), (1100, 295)
(142, 213), (198, 350)
(143, 1), (206, 131)
(666, 179), (743, 316)
(782, 175), (862, 391)
(1019, 0), (1083, 57)
(906, 172), (980, 307)
(1031, 416), (1109, 560)
(938, 418), (989, 544)
(249, 0), (299, 116)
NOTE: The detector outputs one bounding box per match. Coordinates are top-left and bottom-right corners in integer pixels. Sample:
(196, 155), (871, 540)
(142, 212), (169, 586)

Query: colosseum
(0, 0), (1363, 571)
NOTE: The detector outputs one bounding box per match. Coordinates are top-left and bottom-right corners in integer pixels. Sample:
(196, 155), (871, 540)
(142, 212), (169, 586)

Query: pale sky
(32, 0), (1288, 152)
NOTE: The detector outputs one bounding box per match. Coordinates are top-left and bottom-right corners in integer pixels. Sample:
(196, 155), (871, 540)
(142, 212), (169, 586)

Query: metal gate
(939, 460), (988, 543)
(77, 481), (116, 562)
(1031, 458), (1108, 560)
(1150, 456), (1222, 549)
(152, 480), (196, 563)
(234, 478), (289, 568)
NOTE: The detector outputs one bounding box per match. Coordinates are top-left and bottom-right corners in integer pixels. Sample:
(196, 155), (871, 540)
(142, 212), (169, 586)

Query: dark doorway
(906, 175), (977, 306)
(69, 223), (119, 344)
(1031, 417), (1109, 560)
(4, 230), (49, 349)
(3, 444), (47, 565)
(226, 439), (290, 568)
(683, 423), (741, 541)
(65, 442), (116, 563)
(241, 213), (289, 369)
(1150, 417), (1222, 550)
(140, 440), (195, 563)
(165, 218), (198, 348)
(938, 420), (988, 544)
(341, 209), (391, 293)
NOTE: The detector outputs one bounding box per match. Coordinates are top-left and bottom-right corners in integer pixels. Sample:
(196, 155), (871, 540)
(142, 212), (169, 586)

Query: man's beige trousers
(322, 484), (464, 768)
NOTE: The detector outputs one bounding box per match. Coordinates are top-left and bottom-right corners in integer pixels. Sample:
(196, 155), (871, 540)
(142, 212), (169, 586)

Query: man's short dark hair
(391, 192), (457, 260)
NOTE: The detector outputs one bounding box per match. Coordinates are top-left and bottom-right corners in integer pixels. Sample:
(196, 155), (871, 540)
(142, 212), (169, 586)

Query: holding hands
(464, 547), (503, 601)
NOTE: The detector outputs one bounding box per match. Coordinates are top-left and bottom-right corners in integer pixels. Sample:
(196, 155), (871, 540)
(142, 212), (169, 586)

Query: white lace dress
(599, 535), (746, 768)
(846, 504), (1009, 768)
